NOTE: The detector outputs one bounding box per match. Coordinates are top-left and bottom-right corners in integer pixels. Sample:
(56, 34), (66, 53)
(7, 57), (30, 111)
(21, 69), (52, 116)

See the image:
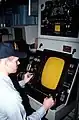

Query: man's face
(7, 56), (20, 74)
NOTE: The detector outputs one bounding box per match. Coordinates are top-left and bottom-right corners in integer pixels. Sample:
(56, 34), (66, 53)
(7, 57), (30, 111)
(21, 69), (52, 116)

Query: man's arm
(27, 97), (55, 120)
(27, 106), (46, 120)
(18, 72), (33, 88)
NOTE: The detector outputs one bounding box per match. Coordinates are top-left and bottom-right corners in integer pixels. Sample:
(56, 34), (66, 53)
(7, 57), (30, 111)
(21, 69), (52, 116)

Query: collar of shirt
(0, 72), (15, 89)
(0, 72), (22, 103)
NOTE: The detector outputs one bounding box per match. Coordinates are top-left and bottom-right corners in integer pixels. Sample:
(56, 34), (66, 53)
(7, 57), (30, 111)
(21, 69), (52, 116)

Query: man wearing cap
(0, 42), (55, 120)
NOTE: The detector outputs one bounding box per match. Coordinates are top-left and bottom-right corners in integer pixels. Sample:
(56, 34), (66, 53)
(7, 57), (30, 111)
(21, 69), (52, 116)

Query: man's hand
(43, 97), (55, 111)
(23, 72), (33, 84)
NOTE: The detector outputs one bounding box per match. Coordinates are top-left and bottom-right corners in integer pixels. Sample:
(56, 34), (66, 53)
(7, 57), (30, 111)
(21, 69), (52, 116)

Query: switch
(63, 45), (72, 53)
(39, 43), (43, 48)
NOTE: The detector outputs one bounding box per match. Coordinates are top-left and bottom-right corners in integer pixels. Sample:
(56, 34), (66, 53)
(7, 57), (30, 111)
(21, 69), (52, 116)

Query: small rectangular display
(55, 23), (60, 32)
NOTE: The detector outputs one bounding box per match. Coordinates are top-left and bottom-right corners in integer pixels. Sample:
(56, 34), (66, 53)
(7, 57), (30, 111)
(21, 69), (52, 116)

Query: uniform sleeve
(0, 101), (26, 120)
(19, 80), (26, 88)
(0, 99), (46, 120)
(27, 106), (46, 120)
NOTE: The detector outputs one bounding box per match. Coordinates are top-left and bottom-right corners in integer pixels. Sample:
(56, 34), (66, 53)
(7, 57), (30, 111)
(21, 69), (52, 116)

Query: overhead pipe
(28, 0), (31, 16)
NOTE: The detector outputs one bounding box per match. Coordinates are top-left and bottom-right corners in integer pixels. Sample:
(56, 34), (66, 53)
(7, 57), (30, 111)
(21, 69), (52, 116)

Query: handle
(28, 0), (31, 16)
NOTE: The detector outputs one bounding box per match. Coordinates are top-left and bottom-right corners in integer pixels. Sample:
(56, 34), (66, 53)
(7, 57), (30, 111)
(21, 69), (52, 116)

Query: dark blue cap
(0, 42), (27, 59)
